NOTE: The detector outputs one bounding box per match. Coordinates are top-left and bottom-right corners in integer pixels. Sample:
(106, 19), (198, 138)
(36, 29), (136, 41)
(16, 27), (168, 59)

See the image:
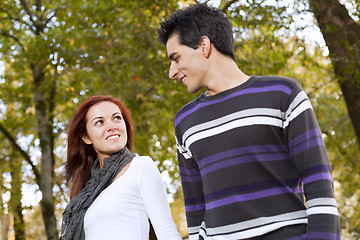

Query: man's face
(166, 34), (208, 93)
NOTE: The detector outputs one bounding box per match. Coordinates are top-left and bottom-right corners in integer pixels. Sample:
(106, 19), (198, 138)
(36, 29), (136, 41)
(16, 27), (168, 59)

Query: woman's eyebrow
(91, 116), (103, 123)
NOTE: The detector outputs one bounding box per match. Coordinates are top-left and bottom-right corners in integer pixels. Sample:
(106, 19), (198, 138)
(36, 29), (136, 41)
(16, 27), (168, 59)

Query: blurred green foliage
(0, 0), (359, 238)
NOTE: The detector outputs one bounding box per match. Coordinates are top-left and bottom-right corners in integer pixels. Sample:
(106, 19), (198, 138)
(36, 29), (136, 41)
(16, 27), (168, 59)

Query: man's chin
(187, 86), (204, 94)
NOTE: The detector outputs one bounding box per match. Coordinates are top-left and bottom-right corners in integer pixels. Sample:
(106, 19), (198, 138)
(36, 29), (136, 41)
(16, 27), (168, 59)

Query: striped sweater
(174, 76), (340, 239)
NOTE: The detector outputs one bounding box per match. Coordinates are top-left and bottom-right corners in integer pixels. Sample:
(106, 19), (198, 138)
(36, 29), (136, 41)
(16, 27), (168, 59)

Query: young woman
(60, 95), (181, 240)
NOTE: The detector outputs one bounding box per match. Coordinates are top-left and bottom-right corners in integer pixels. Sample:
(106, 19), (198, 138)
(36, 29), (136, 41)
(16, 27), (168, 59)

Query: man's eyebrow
(169, 52), (177, 60)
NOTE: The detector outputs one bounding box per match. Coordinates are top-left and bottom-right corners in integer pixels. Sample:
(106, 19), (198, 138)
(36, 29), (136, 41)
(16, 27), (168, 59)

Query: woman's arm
(138, 156), (182, 240)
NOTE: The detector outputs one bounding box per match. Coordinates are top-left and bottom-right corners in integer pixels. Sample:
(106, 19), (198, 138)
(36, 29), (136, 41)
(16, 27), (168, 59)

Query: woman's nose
(107, 124), (118, 132)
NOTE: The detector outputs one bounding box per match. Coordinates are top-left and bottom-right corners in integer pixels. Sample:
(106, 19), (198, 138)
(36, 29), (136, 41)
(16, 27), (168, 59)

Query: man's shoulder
(175, 93), (204, 119)
(249, 75), (304, 97)
(254, 75), (301, 87)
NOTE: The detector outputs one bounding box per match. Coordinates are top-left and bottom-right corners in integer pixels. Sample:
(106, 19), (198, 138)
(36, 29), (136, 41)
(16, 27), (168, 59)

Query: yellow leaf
(136, 94), (143, 100)
(66, 87), (75, 92)
(25, 106), (36, 115)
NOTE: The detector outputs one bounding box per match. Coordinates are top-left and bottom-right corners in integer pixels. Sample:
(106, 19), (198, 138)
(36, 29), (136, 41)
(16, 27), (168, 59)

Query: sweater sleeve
(138, 157), (182, 240)
(285, 88), (340, 239)
(177, 144), (205, 240)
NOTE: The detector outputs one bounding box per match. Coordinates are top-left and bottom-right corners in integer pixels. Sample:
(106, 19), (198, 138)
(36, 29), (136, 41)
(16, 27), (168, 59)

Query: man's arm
(177, 146), (205, 240)
(285, 89), (340, 239)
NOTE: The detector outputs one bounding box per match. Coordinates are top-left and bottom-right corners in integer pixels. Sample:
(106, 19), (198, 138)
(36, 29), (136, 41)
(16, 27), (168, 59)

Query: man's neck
(206, 60), (250, 96)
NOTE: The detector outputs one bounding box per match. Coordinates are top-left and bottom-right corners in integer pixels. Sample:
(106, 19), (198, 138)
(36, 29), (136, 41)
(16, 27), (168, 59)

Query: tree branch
(19, 0), (36, 25)
(0, 6), (37, 34)
(0, 30), (25, 50)
(221, 0), (240, 14)
(44, 10), (58, 26)
(19, 0), (44, 34)
(36, 0), (42, 12)
(0, 122), (41, 184)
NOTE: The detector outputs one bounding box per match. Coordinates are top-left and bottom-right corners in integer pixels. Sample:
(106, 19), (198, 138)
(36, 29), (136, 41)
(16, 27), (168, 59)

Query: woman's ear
(200, 36), (212, 58)
(82, 135), (92, 145)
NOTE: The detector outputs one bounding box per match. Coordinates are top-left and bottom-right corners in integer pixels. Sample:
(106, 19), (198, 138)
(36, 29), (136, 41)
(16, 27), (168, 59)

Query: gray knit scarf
(60, 147), (135, 240)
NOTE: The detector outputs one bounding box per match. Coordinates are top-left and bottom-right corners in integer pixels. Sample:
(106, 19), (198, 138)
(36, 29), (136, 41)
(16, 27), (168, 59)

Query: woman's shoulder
(132, 155), (162, 188)
(132, 155), (157, 169)
(133, 155), (152, 161)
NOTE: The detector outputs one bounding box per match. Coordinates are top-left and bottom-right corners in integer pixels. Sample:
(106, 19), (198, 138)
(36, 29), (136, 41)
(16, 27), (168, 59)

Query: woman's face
(82, 101), (128, 161)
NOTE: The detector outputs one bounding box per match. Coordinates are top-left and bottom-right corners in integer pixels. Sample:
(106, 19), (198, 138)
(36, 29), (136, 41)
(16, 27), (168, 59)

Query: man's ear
(200, 36), (212, 58)
(82, 135), (92, 145)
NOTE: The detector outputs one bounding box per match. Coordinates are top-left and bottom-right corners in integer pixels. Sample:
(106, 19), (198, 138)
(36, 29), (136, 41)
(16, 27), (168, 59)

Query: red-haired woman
(60, 95), (181, 240)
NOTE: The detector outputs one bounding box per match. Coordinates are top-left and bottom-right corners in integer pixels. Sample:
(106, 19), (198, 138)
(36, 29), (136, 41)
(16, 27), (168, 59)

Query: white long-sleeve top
(84, 156), (181, 240)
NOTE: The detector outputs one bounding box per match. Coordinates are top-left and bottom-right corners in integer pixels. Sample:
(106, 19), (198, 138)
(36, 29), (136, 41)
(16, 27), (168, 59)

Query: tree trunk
(0, 170), (9, 240)
(32, 64), (58, 240)
(13, 204), (25, 240)
(308, 0), (360, 147)
(9, 154), (25, 240)
(0, 214), (9, 240)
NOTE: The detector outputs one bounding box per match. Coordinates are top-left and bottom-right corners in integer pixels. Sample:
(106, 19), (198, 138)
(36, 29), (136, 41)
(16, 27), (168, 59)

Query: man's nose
(168, 62), (178, 79)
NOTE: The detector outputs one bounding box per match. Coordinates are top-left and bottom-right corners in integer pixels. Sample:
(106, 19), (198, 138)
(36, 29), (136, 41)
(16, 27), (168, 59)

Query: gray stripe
(182, 108), (284, 144)
(285, 91), (309, 118)
(206, 210), (307, 235)
(188, 225), (201, 235)
(306, 198), (337, 208)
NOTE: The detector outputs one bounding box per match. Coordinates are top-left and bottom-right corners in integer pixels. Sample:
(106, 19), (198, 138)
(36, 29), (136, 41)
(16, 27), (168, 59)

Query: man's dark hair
(157, 3), (235, 60)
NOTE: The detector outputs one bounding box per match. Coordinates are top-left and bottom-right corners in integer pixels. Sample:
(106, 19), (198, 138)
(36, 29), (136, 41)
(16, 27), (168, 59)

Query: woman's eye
(114, 116), (122, 121)
(95, 120), (103, 126)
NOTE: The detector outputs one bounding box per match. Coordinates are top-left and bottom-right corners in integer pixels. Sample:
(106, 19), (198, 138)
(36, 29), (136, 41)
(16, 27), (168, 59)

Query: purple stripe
(180, 175), (202, 183)
(303, 173), (333, 184)
(294, 184), (304, 194)
(201, 152), (289, 176)
(185, 203), (205, 212)
(205, 187), (292, 210)
(179, 167), (200, 176)
(204, 178), (300, 202)
(289, 232), (340, 240)
(174, 85), (292, 127)
(291, 137), (325, 156)
(198, 144), (288, 168)
(289, 128), (322, 148)
(302, 165), (332, 178)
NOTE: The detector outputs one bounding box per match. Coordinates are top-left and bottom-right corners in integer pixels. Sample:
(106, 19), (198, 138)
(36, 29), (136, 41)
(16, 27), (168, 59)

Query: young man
(158, 3), (340, 240)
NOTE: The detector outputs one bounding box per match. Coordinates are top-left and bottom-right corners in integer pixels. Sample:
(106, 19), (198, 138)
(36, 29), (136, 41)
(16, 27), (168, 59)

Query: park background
(1, 0), (360, 239)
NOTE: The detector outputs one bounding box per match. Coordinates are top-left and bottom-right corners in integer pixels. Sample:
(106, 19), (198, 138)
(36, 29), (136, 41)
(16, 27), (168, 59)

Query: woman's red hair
(65, 95), (134, 199)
